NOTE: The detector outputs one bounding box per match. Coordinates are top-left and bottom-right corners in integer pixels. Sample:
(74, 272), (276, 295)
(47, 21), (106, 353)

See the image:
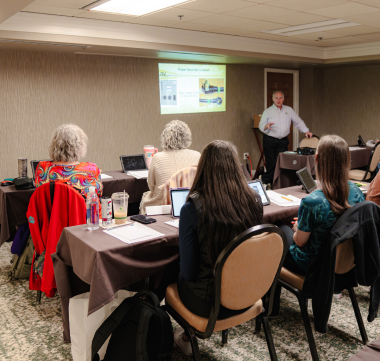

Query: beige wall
(0, 50), (266, 181)
(300, 64), (380, 146)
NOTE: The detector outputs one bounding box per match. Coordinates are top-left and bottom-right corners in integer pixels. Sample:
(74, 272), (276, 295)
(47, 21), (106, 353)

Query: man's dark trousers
(262, 134), (289, 185)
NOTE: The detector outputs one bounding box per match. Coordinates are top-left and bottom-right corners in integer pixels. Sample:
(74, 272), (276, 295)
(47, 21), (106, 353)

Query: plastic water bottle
(86, 186), (99, 231)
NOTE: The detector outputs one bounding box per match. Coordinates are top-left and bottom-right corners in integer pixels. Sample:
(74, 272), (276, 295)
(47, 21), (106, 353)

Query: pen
(281, 196), (292, 201)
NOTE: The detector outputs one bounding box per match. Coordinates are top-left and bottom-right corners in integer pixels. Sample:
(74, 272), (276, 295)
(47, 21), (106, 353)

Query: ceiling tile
(76, 11), (138, 22)
(291, 31), (345, 40)
(141, 8), (213, 22)
(248, 32), (335, 46)
(223, 4), (296, 21)
(307, 3), (380, 17)
(271, 12), (332, 26)
(169, 23), (220, 32)
(357, 32), (380, 41)
(187, 14), (252, 27)
(265, 0), (350, 12)
(32, 0), (93, 8)
(322, 36), (373, 45)
(230, 19), (288, 32)
(342, 12), (380, 28)
(324, 25), (380, 36)
(208, 27), (253, 36)
(177, 0), (255, 13)
(352, 0), (380, 9)
(22, 4), (86, 16)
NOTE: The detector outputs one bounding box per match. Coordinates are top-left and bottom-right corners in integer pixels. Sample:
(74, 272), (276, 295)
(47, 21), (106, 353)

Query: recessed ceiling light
(262, 19), (359, 37)
(90, 0), (194, 17)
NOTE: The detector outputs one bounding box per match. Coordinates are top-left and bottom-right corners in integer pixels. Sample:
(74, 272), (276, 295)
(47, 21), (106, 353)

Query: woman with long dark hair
(280, 135), (365, 276)
(174, 140), (263, 354)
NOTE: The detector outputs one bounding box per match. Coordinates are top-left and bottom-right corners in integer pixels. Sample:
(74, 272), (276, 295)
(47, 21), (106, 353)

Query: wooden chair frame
(299, 135), (320, 148)
(163, 224), (289, 361)
(355, 141), (380, 182)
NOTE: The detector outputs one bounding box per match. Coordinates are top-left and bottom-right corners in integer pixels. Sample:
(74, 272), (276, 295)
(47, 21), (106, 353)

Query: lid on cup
(89, 186), (96, 193)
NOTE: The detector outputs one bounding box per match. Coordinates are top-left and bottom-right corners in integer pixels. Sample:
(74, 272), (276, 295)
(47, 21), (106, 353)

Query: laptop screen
(247, 180), (270, 205)
(170, 188), (190, 218)
(120, 155), (147, 172)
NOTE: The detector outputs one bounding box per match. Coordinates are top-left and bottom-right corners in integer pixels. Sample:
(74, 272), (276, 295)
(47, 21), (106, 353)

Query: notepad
(349, 147), (363, 151)
(127, 170), (149, 179)
(266, 191), (302, 207)
(101, 173), (113, 180)
(104, 223), (164, 244)
(165, 219), (179, 228)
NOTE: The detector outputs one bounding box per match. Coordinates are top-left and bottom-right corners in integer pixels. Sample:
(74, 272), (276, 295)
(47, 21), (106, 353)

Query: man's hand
(265, 122), (275, 130)
(305, 132), (313, 138)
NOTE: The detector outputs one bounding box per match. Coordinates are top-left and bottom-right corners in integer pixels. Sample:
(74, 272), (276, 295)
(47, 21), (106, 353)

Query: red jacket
(27, 182), (86, 297)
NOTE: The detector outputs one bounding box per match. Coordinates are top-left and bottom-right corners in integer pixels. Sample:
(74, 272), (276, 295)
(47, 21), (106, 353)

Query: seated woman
(280, 135), (365, 276)
(173, 140), (263, 354)
(35, 124), (103, 201)
(139, 120), (201, 214)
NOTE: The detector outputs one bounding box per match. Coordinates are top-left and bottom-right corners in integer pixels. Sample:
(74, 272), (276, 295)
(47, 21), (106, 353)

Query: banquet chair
(349, 142), (380, 181)
(272, 238), (368, 361)
(163, 224), (288, 361)
(299, 135), (320, 149)
(159, 166), (197, 205)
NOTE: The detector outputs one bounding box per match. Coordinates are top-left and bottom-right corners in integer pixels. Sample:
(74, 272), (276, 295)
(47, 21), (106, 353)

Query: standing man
(259, 91), (313, 186)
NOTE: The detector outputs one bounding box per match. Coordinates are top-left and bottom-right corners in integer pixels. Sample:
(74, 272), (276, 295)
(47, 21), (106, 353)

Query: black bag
(91, 290), (173, 361)
(13, 176), (34, 190)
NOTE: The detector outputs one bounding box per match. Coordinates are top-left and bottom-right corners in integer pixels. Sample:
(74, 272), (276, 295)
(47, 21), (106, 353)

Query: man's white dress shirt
(259, 104), (309, 139)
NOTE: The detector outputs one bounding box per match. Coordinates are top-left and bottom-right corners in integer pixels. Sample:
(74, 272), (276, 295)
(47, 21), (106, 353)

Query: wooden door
(267, 72), (294, 150)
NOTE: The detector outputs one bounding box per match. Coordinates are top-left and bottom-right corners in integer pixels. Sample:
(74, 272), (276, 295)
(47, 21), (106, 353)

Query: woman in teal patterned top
(280, 135), (365, 275)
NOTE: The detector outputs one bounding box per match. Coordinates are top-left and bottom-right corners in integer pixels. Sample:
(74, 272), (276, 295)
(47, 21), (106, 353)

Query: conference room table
(52, 185), (306, 342)
(273, 146), (373, 190)
(0, 171), (149, 247)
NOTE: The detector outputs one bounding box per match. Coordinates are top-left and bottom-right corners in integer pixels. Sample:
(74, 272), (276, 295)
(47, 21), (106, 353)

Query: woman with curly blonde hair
(35, 124), (103, 201)
(139, 120), (200, 213)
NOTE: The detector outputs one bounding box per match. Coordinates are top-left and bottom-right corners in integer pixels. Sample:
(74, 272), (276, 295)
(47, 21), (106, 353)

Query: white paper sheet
(165, 219), (179, 228)
(100, 173), (113, 180)
(146, 205), (171, 216)
(104, 223), (164, 244)
(349, 147), (363, 151)
(267, 191), (302, 207)
(127, 170), (149, 179)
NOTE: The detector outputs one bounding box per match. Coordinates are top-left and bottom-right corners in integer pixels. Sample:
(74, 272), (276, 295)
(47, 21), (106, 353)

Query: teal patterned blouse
(289, 182), (365, 272)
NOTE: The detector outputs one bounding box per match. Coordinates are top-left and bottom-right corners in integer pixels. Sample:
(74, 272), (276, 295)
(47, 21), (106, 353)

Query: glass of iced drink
(112, 192), (129, 224)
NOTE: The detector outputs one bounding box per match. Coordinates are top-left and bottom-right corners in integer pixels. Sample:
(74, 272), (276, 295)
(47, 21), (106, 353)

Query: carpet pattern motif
(0, 242), (379, 360)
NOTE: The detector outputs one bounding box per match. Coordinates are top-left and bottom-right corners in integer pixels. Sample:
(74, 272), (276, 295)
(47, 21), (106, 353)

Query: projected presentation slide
(159, 63), (226, 115)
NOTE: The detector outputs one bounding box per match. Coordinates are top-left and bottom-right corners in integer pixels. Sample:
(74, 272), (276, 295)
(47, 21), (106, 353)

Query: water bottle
(86, 186), (99, 231)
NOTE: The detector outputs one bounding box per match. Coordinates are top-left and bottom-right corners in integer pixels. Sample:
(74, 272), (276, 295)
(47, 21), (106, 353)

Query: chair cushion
(348, 169), (370, 181)
(166, 283), (263, 333)
(279, 267), (305, 290)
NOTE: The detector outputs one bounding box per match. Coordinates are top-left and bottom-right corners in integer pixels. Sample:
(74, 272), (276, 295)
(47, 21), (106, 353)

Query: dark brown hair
(316, 135), (351, 215)
(189, 140), (263, 265)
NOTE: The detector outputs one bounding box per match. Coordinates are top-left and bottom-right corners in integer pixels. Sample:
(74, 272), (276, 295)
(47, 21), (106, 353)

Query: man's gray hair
(161, 120), (192, 151)
(49, 124), (88, 162)
(272, 90), (284, 98)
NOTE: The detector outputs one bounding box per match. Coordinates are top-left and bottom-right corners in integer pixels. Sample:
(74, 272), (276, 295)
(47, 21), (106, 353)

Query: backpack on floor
(91, 290), (173, 361)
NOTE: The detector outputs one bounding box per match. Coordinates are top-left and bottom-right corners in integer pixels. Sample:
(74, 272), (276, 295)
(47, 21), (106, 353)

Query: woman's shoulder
(301, 189), (328, 208)
(182, 149), (201, 156)
(77, 162), (100, 172)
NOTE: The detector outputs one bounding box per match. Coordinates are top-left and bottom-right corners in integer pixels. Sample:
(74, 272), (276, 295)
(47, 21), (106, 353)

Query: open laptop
(247, 179), (271, 206)
(119, 154), (148, 179)
(167, 187), (190, 228)
(30, 159), (52, 180)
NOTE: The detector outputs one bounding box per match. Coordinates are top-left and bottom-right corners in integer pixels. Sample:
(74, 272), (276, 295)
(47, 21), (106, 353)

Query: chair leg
(221, 329), (228, 346)
(255, 317), (262, 333)
(185, 326), (202, 361)
(36, 290), (41, 304)
(348, 287), (368, 345)
(261, 316), (278, 361)
(297, 294), (319, 361)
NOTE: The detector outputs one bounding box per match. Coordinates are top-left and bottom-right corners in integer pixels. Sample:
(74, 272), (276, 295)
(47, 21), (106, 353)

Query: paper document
(146, 205), (171, 216)
(266, 191), (302, 207)
(100, 221), (131, 230)
(127, 170), (149, 179)
(165, 219), (179, 228)
(104, 222), (164, 244)
(349, 147), (363, 151)
(101, 173), (113, 180)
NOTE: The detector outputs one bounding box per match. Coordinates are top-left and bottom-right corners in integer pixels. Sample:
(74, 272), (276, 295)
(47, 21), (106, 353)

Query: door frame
(264, 68), (300, 150)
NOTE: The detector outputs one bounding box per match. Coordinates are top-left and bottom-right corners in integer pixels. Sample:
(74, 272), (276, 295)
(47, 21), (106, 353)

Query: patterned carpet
(0, 242), (379, 361)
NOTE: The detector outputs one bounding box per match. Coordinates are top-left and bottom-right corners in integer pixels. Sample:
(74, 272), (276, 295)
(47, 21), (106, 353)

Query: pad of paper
(104, 223), (164, 244)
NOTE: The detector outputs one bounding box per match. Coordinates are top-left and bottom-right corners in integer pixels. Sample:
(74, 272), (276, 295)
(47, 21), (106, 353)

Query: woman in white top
(139, 120), (201, 214)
